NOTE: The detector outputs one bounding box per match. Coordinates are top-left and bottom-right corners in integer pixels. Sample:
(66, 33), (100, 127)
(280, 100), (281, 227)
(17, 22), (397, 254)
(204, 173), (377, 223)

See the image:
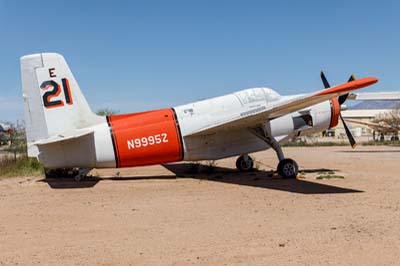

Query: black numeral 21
(40, 78), (73, 109)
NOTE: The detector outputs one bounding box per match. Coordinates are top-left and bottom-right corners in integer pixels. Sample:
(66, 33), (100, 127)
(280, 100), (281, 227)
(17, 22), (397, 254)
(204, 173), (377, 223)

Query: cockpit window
(235, 88), (265, 105)
(234, 88), (280, 105)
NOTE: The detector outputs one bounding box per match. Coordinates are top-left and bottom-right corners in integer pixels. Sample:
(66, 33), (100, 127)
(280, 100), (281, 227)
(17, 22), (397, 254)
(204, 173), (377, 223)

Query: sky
(0, 0), (399, 122)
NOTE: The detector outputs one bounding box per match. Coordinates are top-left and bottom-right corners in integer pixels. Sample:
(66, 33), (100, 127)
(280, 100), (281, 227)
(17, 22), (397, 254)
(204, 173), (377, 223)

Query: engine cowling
(269, 99), (341, 139)
(329, 98), (340, 129)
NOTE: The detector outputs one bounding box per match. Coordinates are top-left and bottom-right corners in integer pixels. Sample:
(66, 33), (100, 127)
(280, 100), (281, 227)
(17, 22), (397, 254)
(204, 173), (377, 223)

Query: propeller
(320, 71), (357, 148)
(338, 74), (355, 105)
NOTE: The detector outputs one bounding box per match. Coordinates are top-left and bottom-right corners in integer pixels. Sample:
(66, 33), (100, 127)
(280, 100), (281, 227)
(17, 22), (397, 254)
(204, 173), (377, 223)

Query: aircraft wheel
(277, 158), (298, 179)
(74, 174), (85, 182)
(236, 155), (254, 172)
(44, 168), (54, 179)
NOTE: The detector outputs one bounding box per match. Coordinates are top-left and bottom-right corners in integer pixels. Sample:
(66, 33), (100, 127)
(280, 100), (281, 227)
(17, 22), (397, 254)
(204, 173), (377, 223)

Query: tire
(277, 158), (298, 179)
(74, 174), (85, 182)
(236, 155), (254, 172)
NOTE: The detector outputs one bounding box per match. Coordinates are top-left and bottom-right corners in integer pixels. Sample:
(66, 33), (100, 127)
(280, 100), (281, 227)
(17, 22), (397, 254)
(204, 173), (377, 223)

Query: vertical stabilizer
(21, 53), (103, 157)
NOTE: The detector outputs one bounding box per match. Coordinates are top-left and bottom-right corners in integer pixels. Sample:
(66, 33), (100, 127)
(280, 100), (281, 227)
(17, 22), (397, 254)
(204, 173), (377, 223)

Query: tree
(3, 121), (27, 160)
(95, 108), (119, 116)
(373, 105), (400, 135)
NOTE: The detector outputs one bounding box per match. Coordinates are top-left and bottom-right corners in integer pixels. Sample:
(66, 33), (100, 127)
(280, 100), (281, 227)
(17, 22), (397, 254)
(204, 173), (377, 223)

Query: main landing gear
(236, 153), (298, 178)
(235, 127), (299, 178)
(277, 158), (298, 179)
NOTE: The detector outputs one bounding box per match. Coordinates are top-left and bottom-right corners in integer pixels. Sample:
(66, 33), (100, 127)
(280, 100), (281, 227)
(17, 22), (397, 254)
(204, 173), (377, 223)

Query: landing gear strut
(236, 154), (254, 172)
(249, 126), (299, 178)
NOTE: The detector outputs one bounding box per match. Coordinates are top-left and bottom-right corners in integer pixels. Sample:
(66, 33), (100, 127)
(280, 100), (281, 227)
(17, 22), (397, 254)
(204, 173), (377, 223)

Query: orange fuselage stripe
(107, 108), (183, 168)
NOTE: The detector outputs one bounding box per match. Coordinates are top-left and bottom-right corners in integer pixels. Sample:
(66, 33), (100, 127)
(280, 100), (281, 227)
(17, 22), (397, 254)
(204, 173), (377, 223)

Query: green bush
(0, 156), (44, 178)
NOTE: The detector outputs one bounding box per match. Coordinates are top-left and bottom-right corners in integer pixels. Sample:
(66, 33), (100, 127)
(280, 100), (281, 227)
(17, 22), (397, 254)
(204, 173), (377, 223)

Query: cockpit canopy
(234, 87), (281, 105)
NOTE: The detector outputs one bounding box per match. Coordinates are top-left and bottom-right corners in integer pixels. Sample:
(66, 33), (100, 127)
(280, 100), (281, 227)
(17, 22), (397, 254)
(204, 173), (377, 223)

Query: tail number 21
(40, 78), (73, 109)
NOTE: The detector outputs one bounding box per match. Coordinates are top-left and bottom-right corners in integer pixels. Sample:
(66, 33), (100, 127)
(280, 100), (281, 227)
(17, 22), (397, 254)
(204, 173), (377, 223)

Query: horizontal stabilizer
(34, 130), (94, 146)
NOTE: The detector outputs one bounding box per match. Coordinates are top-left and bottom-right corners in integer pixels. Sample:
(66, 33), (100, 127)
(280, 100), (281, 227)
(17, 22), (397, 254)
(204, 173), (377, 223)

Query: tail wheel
(236, 155), (254, 172)
(277, 158), (298, 178)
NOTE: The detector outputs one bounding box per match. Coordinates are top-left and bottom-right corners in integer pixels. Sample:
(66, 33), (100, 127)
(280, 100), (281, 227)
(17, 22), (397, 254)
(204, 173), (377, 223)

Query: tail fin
(21, 53), (103, 157)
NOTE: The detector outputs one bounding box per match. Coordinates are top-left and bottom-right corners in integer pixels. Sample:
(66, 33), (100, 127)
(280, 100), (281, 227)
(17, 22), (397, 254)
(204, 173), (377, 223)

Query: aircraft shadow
(38, 177), (101, 189)
(163, 164), (362, 194)
(39, 164), (362, 194)
(38, 175), (177, 189)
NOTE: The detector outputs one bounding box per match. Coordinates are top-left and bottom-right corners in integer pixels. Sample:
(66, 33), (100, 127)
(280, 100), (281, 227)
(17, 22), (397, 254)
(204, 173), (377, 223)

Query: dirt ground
(1, 146), (400, 266)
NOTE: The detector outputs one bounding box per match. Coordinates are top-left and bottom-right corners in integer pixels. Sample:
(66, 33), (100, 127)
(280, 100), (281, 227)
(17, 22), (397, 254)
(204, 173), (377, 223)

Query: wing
(187, 77), (378, 137)
(348, 91), (400, 101)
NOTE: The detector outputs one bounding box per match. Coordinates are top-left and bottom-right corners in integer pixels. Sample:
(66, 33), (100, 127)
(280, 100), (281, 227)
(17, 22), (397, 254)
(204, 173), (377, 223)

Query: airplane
(20, 53), (378, 181)
(0, 123), (14, 146)
(348, 91), (400, 101)
(345, 118), (399, 141)
(0, 123), (12, 133)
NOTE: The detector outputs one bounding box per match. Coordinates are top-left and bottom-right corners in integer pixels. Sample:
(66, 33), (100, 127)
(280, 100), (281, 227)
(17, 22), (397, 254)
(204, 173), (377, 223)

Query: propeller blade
(338, 75), (356, 105)
(320, 71), (331, 88)
(340, 113), (357, 148)
(338, 94), (348, 105)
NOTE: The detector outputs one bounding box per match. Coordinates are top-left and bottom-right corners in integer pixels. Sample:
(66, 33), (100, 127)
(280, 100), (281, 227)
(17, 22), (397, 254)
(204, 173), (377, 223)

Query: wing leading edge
(187, 77), (378, 137)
